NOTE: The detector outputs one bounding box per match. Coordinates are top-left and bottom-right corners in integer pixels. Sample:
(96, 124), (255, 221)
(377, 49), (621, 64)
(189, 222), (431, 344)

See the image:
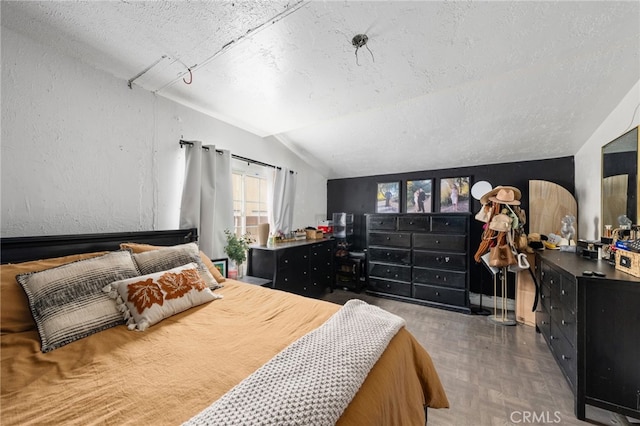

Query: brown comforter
(1, 280), (448, 425)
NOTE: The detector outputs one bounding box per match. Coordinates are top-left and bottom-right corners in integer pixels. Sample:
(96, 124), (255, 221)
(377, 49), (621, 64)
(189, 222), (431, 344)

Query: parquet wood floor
(322, 289), (635, 426)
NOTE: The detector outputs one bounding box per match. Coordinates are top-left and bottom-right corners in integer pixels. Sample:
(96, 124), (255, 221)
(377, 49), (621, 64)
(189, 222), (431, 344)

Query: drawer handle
(386, 269), (391, 273)
(541, 321), (548, 325)
(386, 237), (391, 240)
(445, 222), (450, 226)
(284, 260), (289, 264)
(409, 221), (414, 225)
(435, 274), (440, 279)
(550, 335), (557, 340)
(561, 355), (571, 361)
(561, 320), (570, 326)
(550, 305), (557, 310)
(561, 289), (567, 295)
(435, 240), (440, 244)
(435, 291), (440, 296)
(541, 294), (545, 299)
(550, 279), (554, 285)
(386, 284), (391, 289)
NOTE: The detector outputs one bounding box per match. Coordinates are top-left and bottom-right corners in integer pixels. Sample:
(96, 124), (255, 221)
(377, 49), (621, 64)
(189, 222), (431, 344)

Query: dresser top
(539, 250), (640, 283)
(249, 238), (332, 251)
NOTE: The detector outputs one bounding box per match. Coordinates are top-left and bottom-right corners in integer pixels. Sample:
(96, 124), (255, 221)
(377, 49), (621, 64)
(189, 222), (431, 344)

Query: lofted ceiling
(2, 1), (639, 179)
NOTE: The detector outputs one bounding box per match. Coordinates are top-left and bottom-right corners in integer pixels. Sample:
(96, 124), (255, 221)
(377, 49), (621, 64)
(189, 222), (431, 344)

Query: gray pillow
(16, 250), (140, 353)
(130, 242), (218, 289)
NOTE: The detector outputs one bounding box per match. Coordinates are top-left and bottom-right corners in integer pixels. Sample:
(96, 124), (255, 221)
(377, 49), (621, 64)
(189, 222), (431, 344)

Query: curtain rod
(179, 140), (294, 173)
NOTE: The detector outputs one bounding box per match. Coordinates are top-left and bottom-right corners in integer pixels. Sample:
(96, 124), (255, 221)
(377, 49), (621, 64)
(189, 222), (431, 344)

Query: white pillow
(104, 263), (222, 331)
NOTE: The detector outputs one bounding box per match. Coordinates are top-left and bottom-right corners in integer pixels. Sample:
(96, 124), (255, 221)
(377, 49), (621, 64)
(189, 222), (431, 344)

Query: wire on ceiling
(155, 0), (309, 93)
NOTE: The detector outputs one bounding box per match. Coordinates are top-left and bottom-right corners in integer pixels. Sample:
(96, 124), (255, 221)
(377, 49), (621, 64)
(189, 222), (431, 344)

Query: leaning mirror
(602, 126), (639, 232)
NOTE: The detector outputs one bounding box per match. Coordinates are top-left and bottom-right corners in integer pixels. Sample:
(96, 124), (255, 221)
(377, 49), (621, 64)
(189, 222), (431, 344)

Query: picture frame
(375, 181), (400, 213)
(439, 177), (471, 212)
(210, 258), (228, 278)
(406, 179), (433, 213)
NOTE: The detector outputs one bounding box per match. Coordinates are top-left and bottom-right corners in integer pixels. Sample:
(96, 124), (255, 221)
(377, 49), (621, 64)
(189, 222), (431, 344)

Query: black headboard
(0, 228), (198, 264)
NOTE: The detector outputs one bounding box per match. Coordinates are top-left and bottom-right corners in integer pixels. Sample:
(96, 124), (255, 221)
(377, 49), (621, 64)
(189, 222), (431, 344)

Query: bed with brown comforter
(0, 229), (448, 425)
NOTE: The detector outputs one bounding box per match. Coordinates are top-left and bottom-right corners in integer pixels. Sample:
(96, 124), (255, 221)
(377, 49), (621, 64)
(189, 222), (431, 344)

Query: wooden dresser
(365, 213), (471, 313)
(536, 251), (640, 420)
(247, 239), (334, 298)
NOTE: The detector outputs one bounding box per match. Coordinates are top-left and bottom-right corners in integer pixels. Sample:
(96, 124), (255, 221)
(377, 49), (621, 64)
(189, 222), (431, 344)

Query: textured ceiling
(2, 1), (639, 179)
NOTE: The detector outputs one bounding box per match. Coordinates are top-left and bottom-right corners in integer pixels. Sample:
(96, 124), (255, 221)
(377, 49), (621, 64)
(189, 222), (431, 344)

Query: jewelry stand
(488, 267), (516, 326)
(480, 255), (516, 326)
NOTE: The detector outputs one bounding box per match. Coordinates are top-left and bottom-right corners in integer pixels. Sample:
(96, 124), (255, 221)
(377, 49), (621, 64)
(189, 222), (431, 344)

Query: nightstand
(237, 275), (273, 287)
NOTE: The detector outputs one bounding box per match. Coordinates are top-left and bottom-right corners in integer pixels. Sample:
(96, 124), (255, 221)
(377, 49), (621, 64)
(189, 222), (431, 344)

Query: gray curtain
(268, 167), (296, 234)
(180, 141), (233, 259)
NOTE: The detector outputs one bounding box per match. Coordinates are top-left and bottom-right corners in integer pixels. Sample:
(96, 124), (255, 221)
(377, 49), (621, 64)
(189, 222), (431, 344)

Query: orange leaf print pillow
(104, 263), (223, 331)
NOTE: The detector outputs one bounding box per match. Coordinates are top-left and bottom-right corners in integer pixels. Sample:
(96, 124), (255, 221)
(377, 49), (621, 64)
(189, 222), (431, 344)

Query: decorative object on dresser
(536, 251), (640, 421)
(365, 213), (471, 313)
(247, 239), (334, 298)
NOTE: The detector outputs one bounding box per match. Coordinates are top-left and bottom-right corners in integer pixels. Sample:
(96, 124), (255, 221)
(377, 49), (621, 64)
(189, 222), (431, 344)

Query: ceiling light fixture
(352, 34), (374, 66)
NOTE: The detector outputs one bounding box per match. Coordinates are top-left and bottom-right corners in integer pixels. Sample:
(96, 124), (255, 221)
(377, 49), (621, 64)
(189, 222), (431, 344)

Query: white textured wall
(575, 80), (640, 240)
(1, 27), (327, 237)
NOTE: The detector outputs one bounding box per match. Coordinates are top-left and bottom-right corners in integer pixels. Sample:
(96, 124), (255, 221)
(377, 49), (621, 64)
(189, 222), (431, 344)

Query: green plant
(223, 229), (253, 265)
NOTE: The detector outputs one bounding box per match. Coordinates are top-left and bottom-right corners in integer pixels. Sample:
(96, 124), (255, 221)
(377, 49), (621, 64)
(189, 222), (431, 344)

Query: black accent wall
(327, 156), (576, 297)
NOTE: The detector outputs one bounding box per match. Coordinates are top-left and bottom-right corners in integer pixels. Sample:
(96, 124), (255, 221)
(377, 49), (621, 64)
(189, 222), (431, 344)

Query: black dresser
(365, 213), (471, 313)
(536, 251), (640, 420)
(247, 239), (334, 298)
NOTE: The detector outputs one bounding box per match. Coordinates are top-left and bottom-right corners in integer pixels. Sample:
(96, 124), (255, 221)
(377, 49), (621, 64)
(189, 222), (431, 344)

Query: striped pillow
(130, 243), (220, 289)
(16, 250), (140, 353)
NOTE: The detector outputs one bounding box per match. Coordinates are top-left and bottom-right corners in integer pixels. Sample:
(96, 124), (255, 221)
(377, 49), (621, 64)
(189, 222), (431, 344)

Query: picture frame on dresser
(375, 181), (401, 213)
(211, 258), (228, 278)
(406, 179), (433, 213)
(439, 176), (471, 212)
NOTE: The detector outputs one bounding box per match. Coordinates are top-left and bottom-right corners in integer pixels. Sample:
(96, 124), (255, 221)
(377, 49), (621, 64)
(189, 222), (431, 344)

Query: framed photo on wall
(210, 258), (228, 278)
(439, 177), (471, 212)
(406, 179), (433, 213)
(375, 181), (400, 213)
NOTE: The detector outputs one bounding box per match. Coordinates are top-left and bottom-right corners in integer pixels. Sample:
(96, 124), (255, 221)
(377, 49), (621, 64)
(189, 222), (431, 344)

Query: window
(232, 168), (268, 239)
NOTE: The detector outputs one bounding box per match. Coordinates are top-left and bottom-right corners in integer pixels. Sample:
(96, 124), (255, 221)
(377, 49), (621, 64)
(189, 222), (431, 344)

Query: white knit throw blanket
(184, 299), (405, 426)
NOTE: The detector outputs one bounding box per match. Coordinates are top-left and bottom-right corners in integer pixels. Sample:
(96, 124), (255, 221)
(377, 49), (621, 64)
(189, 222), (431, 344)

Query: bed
(1, 228), (448, 425)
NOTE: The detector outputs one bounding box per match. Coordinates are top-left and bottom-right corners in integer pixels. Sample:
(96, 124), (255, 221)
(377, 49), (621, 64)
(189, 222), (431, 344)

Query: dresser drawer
(413, 251), (466, 270)
(368, 232), (412, 248)
(413, 267), (466, 289)
(536, 307), (551, 342)
(555, 311), (576, 348)
(277, 248), (308, 270)
(430, 216), (467, 233)
(368, 278), (412, 297)
(413, 284), (466, 306)
(413, 233), (466, 252)
(550, 321), (577, 390)
(541, 262), (562, 288)
(369, 262), (412, 282)
(367, 215), (397, 230)
(369, 247), (411, 265)
(397, 216), (430, 232)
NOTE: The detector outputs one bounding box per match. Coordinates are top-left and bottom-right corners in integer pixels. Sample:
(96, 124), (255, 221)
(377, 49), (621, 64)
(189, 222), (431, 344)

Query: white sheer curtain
(179, 141), (233, 259)
(268, 167), (296, 234)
